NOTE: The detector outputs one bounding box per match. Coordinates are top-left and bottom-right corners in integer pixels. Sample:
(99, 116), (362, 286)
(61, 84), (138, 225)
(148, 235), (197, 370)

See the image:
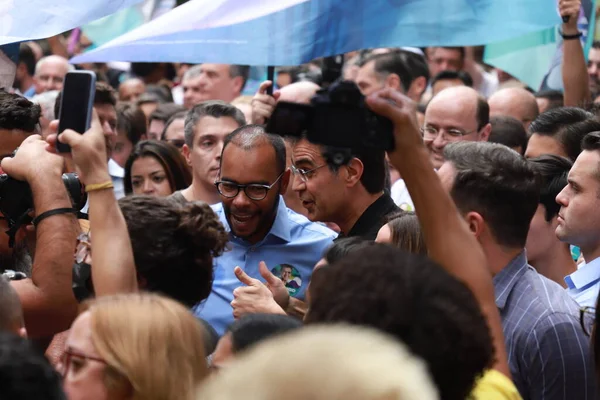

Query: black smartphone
(57, 71), (96, 153)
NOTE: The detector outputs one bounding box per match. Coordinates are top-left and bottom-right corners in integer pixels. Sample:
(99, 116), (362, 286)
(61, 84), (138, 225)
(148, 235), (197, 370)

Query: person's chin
(230, 214), (258, 237)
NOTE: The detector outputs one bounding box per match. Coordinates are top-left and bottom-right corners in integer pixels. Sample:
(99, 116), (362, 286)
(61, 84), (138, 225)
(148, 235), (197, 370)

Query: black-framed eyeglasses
(290, 164), (325, 183)
(580, 306), (596, 336)
(215, 171), (285, 201)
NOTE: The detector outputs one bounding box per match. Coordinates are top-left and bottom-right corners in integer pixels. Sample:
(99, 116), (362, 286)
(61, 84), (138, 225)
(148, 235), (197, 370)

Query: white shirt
(390, 179), (415, 211)
(108, 159), (125, 200)
(565, 257), (600, 308)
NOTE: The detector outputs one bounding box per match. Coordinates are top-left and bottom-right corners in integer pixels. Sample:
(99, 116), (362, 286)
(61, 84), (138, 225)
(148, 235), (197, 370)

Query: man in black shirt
(290, 138), (398, 240)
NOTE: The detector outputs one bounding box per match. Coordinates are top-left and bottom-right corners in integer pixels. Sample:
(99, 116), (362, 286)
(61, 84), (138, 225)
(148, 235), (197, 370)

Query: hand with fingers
(560, 0), (581, 34)
(231, 263), (286, 319)
(2, 135), (64, 184)
(45, 110), (110, 186)
(251, 81), (281, 125)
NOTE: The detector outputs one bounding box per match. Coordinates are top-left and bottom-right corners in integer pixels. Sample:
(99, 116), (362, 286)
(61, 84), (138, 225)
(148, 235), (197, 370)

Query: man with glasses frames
(390, 86), (490, 209)
(195, 125), (336, 335)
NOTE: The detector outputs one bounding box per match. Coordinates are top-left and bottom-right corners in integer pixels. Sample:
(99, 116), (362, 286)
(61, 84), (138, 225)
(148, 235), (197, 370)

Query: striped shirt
(494, 252), (597, 400)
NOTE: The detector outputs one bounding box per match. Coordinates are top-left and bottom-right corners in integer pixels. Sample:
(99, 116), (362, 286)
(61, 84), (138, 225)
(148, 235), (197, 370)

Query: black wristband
(560, 30), (583, 40)
(32, 208), (77, 227)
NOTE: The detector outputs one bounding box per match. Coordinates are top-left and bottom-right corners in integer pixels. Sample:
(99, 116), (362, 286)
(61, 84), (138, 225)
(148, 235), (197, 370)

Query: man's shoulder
(285, 208), (337, 241)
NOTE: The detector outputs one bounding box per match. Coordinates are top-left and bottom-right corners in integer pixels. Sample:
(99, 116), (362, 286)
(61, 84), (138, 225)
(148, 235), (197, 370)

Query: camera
(0, 173), (87, 246)
(266, 80), (394, 165)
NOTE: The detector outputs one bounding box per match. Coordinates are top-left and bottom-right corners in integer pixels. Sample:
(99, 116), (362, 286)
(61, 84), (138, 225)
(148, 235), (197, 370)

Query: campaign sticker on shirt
(271, 264), (303, 297)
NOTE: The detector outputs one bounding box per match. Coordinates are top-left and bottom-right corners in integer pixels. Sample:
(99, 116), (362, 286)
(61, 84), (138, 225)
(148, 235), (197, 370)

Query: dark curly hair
(305, 244), (494, 400)
(119, 195), (228, 307)
(0, 90), (41, 133)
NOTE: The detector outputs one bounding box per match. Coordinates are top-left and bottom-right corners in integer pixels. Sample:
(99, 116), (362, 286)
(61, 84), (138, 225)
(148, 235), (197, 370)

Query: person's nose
(291, 173), (306, 193)
(232, 188), (252, 208)
(142, 180), (154, 195)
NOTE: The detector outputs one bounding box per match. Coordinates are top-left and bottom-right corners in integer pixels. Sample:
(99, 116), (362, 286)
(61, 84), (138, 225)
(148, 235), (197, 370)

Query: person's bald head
(33, 55), (71, 94)
(424, 86), (491, 169)
(278, 81), (321, 105)
(0, 277), (25, 337)
(488, 88), (539, 130)
(118, 78), (146, 102)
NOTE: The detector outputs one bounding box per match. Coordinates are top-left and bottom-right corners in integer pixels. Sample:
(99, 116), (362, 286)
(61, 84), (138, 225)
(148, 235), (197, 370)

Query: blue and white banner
(72, 0), (560, 66)
(0, 0), (143, 46)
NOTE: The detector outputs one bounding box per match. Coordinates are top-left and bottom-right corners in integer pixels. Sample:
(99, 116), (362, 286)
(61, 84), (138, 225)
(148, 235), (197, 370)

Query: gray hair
(184, 100), (246, 146)
(31, 90), (60, 121)
(34, 55), (74, 76)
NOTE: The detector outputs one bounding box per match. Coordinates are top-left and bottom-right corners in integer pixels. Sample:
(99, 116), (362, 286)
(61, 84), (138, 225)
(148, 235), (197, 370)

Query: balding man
(390, 86), (491, 208)
(118, 78), (146, 102)
(33, 55), (71, 95)
(488, 88), (539, 130)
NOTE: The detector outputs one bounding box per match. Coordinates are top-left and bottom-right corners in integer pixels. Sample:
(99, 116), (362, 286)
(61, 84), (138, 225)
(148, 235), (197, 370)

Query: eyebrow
(132, 170), (165, 178)
(292, 157), (317, 167)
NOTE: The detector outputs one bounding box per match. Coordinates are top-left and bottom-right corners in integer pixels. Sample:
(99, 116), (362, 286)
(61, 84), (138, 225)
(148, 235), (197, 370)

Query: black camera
(0, 173), (87, 246)
(266, 80), (394, 164)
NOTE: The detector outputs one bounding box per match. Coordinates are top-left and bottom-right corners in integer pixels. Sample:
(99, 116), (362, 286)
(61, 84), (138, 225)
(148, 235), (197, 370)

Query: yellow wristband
(85, 181), (114, 193)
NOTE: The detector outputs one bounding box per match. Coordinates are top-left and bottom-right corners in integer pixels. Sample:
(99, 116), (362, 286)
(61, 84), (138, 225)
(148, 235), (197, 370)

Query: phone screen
(57, 71), (96, 153)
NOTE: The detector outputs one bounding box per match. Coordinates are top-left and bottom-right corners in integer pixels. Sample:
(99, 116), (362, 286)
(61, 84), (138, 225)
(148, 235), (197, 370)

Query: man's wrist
(85, 171), (112, 186)
(561, 25), (580, 36)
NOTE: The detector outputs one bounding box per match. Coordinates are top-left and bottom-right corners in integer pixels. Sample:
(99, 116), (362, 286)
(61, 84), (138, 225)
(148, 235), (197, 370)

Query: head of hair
(534, 90), (564, 110)
(360, 51), (421, 92)
(476, 95), (490, 130)
(323, 237), (373, 265)
(149, 103), (186, 124)
(444, 142), (540, 248)
(336, 146), (387, 194)
(184, 100), (246, 147)
(489, 115), (529, 155)
(431, 70), (473, 88)
(54, 82), (117, 118)
(0, 277), (23, 334)
(593, 41), (600, 50)
(430, 46), (466, 61)
(226, 314), (303, 353)
(130, 62), (161, 78)
(0, 332), (65, 400)
(528, 107), (600, 162)
(118, 196), (228, 307)
(221, 124), (286, 174)
(161, 111), (188, 140)
(229, 65), (251, 92)
(0, 90), (41, 132)
(305, 244), (493, 400)
(385, 211), (427, 255)
(196, 325), (438, 400)
(18, 44), (36, 77)
(31, 90), (59, 121)
(123, 140), (192, 195)
(136, 93), (160, 106)
(82, 293), (207, 400)
(145, 83), (173, 103)
(528, 155), (572, 221)
(116, 103), (147, 145)
(34, 55), (72, 77)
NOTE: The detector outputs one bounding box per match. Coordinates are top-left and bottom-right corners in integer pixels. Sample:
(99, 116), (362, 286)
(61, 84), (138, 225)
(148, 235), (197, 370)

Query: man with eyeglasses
(171, 101), (246, 205)
(390, 86), (491, 208)
(195, 125), (336, 335)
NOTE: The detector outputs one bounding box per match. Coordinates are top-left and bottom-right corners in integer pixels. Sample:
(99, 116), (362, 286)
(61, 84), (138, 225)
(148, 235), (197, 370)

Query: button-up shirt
(195, 197), (336, 335)
(565, 257), (600, 308)
(494, 252), (596, 400)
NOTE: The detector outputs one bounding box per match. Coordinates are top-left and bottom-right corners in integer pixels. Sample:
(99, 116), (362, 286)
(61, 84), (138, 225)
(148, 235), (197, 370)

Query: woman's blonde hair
(82, 293), (207, 400)
(196, 324), (439, 400)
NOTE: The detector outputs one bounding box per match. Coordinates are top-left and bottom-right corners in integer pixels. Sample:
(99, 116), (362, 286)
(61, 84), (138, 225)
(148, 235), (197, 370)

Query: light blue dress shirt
(565, 257), (600, 308)
(195, 197), (337, 336)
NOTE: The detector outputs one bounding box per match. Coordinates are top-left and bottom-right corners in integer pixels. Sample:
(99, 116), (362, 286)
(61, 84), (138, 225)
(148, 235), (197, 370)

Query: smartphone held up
(57, 71), (96, 153)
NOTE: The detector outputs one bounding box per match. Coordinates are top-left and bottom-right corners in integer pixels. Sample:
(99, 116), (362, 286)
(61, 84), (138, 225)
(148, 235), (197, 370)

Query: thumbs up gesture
(231, 262), (287, 319)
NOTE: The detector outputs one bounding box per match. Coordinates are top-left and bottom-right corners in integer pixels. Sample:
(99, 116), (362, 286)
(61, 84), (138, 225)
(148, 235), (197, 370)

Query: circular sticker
(271, 264), (303, 297)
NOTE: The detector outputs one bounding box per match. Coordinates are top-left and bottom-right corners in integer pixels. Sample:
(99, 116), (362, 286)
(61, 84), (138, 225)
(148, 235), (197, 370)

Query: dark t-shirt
(336, 194), (399, 241)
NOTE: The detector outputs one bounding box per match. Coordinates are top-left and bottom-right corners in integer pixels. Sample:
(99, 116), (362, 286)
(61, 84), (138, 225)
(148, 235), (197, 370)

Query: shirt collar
(344, 194), (398, 238)
(564, 257), (600, 290)
(108, 159), (125, 178)
(493, 251), (529, 310)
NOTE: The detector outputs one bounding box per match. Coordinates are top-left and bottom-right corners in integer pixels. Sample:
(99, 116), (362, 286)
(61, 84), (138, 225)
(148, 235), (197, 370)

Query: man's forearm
(13, 172), (79, 338)
(563, 32), (590, 107)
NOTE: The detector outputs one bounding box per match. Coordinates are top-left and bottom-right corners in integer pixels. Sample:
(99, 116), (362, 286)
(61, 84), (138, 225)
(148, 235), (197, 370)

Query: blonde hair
(82, 293), (207, 400)
(196, 325), (438, 400)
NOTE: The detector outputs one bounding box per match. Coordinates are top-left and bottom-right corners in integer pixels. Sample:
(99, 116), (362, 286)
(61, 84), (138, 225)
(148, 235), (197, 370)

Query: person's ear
(232, 76), (244, 95)
(279, 169), (291, 194)
(408, 76), (427, 100)
(479, 123), (492, 142)
(344, 158), (364, 188)
(464, 211), (485, 240)
(385, 73), (402, 92)
(182, 144), (192, 167)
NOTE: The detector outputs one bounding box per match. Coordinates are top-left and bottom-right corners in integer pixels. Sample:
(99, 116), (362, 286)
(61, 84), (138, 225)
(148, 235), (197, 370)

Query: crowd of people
(3, 0), (600, 399)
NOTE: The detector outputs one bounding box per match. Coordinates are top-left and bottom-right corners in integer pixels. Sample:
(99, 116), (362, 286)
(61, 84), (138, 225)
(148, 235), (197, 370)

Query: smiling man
(182, 64), (250, 109)
(195, 125), (336, 335)
(556, 131), (600, 307)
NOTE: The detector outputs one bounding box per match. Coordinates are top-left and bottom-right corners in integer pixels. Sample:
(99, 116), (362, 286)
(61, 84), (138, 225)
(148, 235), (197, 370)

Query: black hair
(0, 90), (41, 132)
(221, 124), (286, 175)
(534, 90), (564, 111)
(119, 195), (228, 307)
(529, 107), (600, 162)
(359, 50), (425, 92)
(19, 44), (36, 76)
(161, 111), (188, 140)
(323, 237), (373, 265)
(0, 332), (65, 400)
(351, 146), (387, 194)
(306, 244), (493, 400)
(489, 115), (529, 155)
(116, 102), (147, 145)
(528, 155), (572, 221)
(227, 314), (303, 353)
(123, 140), (192, 195)
(431, 70), (473, 88)
(184, 100), (246, 147)
(444, 142), (540, 248)
(476, 96), (490, 131)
